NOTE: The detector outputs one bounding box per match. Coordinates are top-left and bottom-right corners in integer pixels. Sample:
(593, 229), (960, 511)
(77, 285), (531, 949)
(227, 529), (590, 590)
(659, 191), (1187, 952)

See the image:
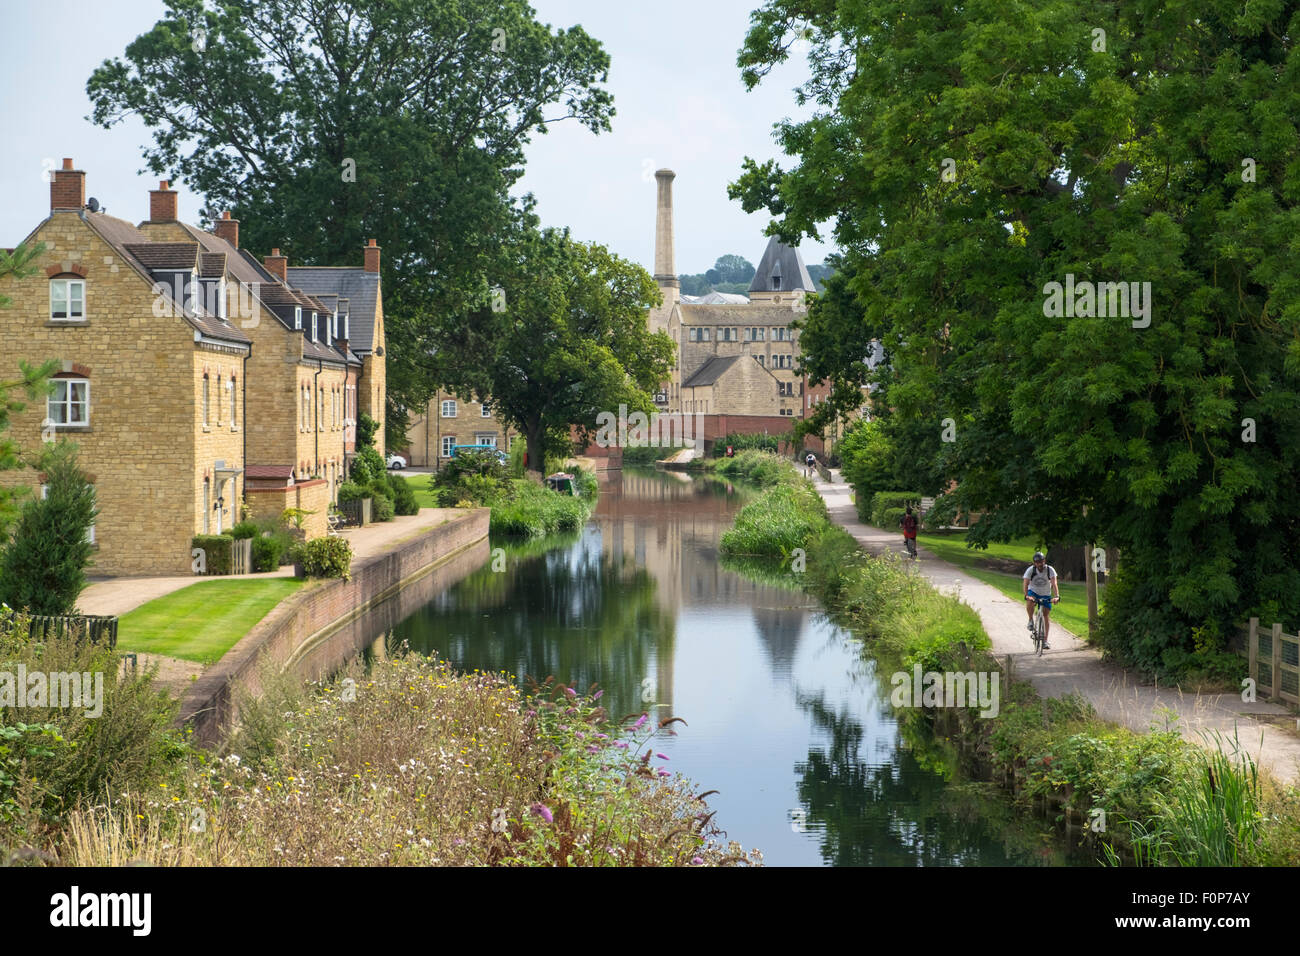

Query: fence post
(1272, 622), (1284, 703)
(1248, 617), (1258, 694)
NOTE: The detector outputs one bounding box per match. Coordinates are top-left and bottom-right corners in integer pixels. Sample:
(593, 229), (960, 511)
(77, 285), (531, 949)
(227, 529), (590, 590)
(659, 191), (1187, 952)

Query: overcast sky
(0, 0), (836, 274)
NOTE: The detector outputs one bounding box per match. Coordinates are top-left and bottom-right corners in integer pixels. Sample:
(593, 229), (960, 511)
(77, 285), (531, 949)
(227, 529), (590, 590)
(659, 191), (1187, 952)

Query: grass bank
(117, 578), (307, 664)
(418, 461), (598, 539)
(36, 654), (760, 867)
(714, 454), (1300, 866)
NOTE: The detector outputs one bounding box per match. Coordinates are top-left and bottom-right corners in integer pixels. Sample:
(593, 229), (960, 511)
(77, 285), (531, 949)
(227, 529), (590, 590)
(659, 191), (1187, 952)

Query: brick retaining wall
(179, 508), (489, 745)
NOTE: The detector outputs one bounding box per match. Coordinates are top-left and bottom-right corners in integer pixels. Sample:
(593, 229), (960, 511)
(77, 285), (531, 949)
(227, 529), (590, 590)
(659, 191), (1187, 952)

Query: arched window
(202, 374), (210, 426)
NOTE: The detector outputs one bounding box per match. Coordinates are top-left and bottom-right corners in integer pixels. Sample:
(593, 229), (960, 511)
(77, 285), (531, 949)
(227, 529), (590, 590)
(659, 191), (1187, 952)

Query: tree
(428, 227), (675, 476)
(712, 254), (755, 285)
(0, 443), (97, 615)
(732, 0), (1300, 673)
(0, 242), (56, 538)
(87, 0), (616, 414)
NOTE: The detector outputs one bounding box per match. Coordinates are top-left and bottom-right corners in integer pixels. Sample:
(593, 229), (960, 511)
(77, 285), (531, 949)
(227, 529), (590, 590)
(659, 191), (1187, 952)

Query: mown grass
(117, 578), (307, 663)
(47, 654), (761, 867)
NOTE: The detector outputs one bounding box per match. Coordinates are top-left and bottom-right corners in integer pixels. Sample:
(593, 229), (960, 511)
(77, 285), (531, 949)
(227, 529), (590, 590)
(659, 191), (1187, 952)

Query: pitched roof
(286, 266), (380, 353)
(199, 252), (226, 278)
(682, 355), (740, 388)
(748, 236), (815, 293)
(84, 214), (249, 346)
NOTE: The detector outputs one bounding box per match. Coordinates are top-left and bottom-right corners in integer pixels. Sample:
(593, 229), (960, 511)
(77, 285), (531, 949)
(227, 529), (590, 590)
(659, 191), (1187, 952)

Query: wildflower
(632, 714), (648, 729)
(530, 803), (553, 824)
(657, 770), (670, 778)
(593, 690), (603, 700)
(691, 857), (704, 865)
(656, 753), (670, 761)
(564, 687), (576, 698)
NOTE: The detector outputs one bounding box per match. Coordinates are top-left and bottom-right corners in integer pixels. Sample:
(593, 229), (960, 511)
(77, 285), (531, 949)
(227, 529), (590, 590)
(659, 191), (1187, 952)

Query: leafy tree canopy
(733, 0), (1300, 669)
(87, 0), (616, 412)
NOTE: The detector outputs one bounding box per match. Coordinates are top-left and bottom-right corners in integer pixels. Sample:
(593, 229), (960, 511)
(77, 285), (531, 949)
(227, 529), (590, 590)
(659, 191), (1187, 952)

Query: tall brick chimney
(263, 248), (287, 282)
(363, 238), (380, 274)
(149, 180), (178, 222)
(214, 210), (239, 248)
(50, 158), (85, 212)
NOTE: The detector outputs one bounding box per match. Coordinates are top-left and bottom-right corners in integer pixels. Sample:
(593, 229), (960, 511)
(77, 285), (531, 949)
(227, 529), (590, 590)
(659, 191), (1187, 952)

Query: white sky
(0, 0), (837, 274)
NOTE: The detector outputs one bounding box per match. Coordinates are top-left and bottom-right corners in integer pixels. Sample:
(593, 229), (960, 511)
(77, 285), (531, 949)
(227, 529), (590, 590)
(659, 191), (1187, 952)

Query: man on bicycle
(1022, 551), (1060, 648)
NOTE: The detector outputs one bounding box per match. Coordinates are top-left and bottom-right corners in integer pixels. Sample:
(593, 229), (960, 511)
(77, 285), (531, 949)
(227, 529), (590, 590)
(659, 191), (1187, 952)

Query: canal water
(383, 468), (1088, 866)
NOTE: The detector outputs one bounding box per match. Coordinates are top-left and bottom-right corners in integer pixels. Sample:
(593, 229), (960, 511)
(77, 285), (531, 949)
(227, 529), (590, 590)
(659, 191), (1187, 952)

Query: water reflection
(383, 467), (1086, 867)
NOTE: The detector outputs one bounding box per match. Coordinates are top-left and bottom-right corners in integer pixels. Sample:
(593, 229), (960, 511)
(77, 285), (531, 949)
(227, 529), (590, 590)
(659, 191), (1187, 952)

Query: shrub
(882, 506), (907, 530)
(870, 491), (920, 527)
(229, 521), (259, 540)
(711, 432), (782, 457)
(252, 516), (295, 566)
(921, 492), (959, 530)
(350, 446), (385, 484)
(190, 534), (234, 575)
(385, 473), (419, 516)
(720, 482), (826, 556)
(705, 450), (795, 487)
(292, 537), (352, 580)
(356, 411), (378, 449)
(0, 444), (97, 614)
(251, 535), (285, 573)
(370, 491), (395, 522)
(489, 480), (592, 537)
(336, 482), (369, 503)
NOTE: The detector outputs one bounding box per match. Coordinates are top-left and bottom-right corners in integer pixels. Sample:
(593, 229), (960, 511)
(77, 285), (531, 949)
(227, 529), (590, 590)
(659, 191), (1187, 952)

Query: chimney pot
(214, 210), (240, 249)
(263, 248), (288, 282)
(363, 239), (381, 274)
(62, 158), (73, 170)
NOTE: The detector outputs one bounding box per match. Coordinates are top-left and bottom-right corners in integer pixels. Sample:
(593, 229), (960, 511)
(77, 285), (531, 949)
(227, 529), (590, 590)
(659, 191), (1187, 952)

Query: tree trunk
(524, 424), (545, 481)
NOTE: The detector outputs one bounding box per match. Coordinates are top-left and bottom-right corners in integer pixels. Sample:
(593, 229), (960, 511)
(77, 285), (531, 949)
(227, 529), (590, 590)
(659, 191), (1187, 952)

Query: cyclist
(805, 452), (817, 477)
(1022, 551), (1060, 648)
(900, 506), (918, 558)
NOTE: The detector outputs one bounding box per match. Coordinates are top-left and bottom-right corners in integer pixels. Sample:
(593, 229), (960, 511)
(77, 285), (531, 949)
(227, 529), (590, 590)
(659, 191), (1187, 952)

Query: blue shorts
(1027, 590), (1053, 608)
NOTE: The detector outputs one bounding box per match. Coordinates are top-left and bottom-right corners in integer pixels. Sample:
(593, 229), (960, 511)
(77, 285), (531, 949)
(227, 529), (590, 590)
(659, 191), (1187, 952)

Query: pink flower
(593, 690), (603, 700)
(632, 714), (648, 729)
(691, 857), (704, 865)
(564, 687), (576, 698)
(594, 733), (608, 739)
(586, 745), (599, 753)
(530, 803), (553, 824)
(656, 753), (669, 761)
(657, 769), (670, 777)
(614, 742), (629, 749)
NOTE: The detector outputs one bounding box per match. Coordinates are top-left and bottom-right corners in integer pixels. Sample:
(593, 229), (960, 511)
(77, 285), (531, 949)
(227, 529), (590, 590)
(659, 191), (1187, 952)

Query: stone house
(0, 159), (388, 574)
(0, 160), (250, 574)
(405, 390), (520, 469)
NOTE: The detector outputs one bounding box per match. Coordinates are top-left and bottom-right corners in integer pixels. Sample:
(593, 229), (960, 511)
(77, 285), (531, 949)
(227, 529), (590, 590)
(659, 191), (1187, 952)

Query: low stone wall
(178, 508), (489, 745)
(245, 478), (330, 539)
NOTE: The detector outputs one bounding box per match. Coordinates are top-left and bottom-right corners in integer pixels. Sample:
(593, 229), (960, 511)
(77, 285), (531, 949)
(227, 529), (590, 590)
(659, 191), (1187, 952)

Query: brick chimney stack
(50, 158), (85, 212)
(363, 238), (380, 274)
(214, 210), (239, 249)
(149, 180), (178, 222)
(263, 248), (287, 282)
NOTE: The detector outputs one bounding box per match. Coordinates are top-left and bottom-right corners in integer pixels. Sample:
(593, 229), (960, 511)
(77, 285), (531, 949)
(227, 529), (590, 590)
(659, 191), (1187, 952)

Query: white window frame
(48, 378), (90, 427)
(229, 377), (237, 427)
(475, 433), (498, 448)
(481, 403), (492, 418)
(746, 327), (764, 342)
(49, 278), (86, 321)
(721, 327), (737, 342)
(441, 435), (457, 458)
(773, 327), (791, 342)
(441, 400), (457, 418)
(294, 306), (302, 330)
(311, 312), (319, 343)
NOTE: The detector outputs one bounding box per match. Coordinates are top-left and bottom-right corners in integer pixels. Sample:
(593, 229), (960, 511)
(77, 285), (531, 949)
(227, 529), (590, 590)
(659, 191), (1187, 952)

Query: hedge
(191, 534), (234, 575)
(870, 491), (921, 527)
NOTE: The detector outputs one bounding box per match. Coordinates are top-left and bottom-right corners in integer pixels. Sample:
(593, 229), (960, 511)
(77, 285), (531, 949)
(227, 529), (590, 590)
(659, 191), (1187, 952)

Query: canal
(380, 468), (1087, 866)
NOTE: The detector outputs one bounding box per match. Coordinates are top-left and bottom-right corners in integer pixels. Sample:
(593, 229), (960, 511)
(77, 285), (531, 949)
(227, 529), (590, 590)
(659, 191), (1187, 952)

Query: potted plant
(281, 507), (316, 543)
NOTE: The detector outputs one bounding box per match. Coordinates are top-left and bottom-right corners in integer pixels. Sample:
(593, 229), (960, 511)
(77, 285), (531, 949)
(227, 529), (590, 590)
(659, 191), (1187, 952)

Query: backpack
(902, 513), (917, 534)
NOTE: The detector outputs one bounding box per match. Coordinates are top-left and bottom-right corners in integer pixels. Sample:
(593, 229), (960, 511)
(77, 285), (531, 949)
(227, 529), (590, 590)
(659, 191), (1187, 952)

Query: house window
(756, 355), (765, 367)
(215, 376), (223, 425)
(201, 375), (210, 426)
(50, 278), (86, 321)
(746, 327), (765, 342)
(319, 389), (324, 431)
(48, 378), (89, 427)
(441, 400), (457, 418)
(203, 478), (210, 534)
(217, 279), (227, 320)
(301, 386), (308, 430)
(774, 354), (793, 369)
(230, 378), (237, 426)
(311, 313), (319, 343)
(481, 403), (492, 418)
(772, 327), (791, 342)
(41, 483), (95, 543)
(441, 435), (457, 458)
(294, 307), (302, 330)
(475, 433), (497, 448)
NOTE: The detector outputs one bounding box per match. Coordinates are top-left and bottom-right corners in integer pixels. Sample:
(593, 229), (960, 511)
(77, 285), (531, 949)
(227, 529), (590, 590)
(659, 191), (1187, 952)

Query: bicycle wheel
(1034, 607), (1046, 656)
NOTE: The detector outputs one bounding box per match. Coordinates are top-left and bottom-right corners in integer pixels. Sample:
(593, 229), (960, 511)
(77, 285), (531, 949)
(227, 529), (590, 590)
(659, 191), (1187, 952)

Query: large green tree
(86, 0), (615, 413)
(432, 227), (674, 475)
(732, 0), (1300, 672)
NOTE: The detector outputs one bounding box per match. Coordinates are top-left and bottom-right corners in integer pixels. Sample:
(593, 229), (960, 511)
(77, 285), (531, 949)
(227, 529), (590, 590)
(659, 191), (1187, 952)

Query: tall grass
(703, 450), (796, 488)
(489, 479), (593, 538)
(720, 481), (826, 556)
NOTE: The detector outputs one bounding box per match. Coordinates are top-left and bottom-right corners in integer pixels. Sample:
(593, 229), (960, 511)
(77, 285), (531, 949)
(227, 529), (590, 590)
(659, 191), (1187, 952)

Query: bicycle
(1029, 595), (1060, 656)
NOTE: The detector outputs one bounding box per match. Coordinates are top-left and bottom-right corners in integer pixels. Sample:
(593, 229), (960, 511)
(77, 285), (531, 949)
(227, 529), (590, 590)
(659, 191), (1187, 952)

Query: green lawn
(117, 578), (307, 664)
(912, 530), (1101, 638)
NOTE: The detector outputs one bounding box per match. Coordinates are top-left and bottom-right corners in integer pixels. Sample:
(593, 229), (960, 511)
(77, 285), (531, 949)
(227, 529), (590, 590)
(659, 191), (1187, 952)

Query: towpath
(812, 470), (1300, 786)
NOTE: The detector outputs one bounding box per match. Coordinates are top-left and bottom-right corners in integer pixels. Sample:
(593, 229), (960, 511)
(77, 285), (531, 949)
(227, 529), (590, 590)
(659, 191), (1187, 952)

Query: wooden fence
(338, 497), (372, 528)
(13, 613), (119, 650)
(1245, 617), (1299, 706)
(231, 537), (252, 575)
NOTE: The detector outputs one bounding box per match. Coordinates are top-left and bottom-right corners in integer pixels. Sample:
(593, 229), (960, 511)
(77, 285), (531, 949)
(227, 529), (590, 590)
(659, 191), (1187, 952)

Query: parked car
(386, 453), (407, 470)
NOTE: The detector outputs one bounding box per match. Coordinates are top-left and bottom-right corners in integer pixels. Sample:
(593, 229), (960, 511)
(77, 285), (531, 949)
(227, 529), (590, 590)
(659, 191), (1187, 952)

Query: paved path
(813, 470), (1300, 786)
